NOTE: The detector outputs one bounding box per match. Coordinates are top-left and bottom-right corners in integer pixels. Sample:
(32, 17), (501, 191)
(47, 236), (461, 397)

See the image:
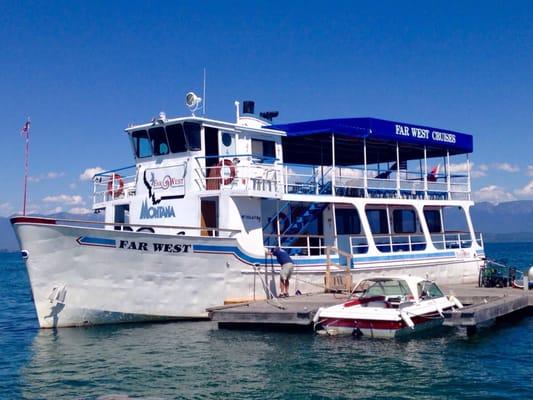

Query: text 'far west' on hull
(11, 96), (485, 328)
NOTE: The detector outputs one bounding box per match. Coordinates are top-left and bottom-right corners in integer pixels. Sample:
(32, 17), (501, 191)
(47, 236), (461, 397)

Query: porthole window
(222, 132), (232, 147)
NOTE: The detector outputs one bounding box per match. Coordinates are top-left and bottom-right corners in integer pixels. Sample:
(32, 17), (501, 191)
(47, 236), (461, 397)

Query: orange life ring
(218, 159), (236, 185)
(107, 173), (124, 198)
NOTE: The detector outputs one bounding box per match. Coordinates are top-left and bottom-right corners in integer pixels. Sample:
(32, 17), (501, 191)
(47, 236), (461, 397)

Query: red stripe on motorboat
(10, 216), (57, 225)
(319, 308), (450, 331)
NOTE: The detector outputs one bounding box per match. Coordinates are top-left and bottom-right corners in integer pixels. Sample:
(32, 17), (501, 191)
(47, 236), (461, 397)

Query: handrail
(34, 217), (241, 235)
(325, 246), (352, 292)
(94, 165), (136, 177)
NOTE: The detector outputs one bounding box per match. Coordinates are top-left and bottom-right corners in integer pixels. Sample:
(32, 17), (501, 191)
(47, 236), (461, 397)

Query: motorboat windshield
(417, 280), (445, 299)
(355, 278), (413, 300)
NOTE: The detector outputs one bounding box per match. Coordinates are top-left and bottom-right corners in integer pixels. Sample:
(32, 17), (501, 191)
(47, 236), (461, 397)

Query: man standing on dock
(270, 247), (294, 298)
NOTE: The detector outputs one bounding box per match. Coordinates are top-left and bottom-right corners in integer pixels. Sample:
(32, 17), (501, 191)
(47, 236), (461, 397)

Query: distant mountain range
(1, 201), (532, 251)
(0, 212), (103, 252)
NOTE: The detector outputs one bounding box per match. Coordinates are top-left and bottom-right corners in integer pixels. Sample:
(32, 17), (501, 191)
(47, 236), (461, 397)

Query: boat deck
(208, 284), (532, 334)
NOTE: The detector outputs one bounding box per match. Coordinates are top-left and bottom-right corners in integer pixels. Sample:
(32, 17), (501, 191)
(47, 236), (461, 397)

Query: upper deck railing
(92, 157), (471, 209)
(191, 157), (471, 200)
(93, 165), (137, 206)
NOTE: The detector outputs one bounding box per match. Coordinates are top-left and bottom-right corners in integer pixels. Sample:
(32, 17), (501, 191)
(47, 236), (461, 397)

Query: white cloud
(492, 163), (520, 173)
(527, 165), (533, 177)
(69, 182), (77, 189)
(80, 167), (105, 181)
(474, 185), (516, 204)
(0, 202), (14, 217)
(28, 171), (65, 183)
(43, 194), (85, 205)
(448, 162), (486, 178)
(514, 180), (533, 198)
(68, 207), (92, 215)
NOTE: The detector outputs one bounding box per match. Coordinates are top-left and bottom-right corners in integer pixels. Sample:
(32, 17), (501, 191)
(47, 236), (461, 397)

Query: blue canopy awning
(269, 117), (472, 154)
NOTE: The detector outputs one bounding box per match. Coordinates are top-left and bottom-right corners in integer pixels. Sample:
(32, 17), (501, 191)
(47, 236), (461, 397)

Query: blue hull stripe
(77, 236), (116, 247)
(352, 251), (456, 265)
(192, 244), (338, 266)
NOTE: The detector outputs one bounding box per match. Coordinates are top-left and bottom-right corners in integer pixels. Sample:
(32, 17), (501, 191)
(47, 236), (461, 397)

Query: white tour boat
(11, 94), (485, 328)
(313, 276), (463, 338)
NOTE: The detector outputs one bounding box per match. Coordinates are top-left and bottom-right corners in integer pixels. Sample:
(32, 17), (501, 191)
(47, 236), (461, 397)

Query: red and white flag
(21, 118), (30, 140)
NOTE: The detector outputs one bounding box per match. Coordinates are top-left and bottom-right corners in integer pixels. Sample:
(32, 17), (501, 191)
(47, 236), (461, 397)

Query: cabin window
(252, 139), (276, 162)
(366, 209), (389, 234)
(424, 209), (442, 233)
(393, 209), (417, 233)
(148, 127), (169, 156)
(184, 122), (201, 151)
(166, 123), (187, 153)
(131, 130), (152, 158)
(335, 209), (361, 234)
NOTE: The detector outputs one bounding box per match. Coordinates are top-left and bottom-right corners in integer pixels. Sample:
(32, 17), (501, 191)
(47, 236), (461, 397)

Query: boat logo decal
(143, 164), (186, 204)
(140, 200), (176, 219)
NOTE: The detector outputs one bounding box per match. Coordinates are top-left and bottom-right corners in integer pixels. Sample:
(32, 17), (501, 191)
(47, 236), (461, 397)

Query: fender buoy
(107, 173), (124, 198)
(218, 159), (236, 185)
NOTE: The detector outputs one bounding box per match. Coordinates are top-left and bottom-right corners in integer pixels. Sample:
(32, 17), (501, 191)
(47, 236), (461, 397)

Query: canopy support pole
(446, 150), (451, 200)
(331, 133), (336, 195)
(363, 138), (368, 197)
(466, 153), (471, 200)
(396, 141), (400, 198)
(424, 146), (428, 199)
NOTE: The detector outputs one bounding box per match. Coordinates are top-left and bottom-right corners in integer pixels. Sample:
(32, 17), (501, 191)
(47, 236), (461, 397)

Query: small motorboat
(313, 276), (463, 338)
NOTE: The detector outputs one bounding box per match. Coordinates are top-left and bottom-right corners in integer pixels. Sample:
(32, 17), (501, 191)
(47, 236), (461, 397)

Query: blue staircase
(263, 180), (332, 255)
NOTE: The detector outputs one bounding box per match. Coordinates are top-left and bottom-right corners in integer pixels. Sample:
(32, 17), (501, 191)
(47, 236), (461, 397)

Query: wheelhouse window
(131, 130), (152, 158)
(165, 123), (187, 153)
(393, 209), (417, 233)
(184, 122), (201, 151)
(148, 127), (169, 156)
(252, 139), (276, 162)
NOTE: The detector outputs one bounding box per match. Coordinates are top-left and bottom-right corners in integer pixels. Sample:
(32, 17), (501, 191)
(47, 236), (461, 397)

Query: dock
(208, 285), (532, 334)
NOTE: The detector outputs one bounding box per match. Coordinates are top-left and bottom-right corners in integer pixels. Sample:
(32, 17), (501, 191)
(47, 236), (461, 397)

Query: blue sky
(1, 0), (532, 216)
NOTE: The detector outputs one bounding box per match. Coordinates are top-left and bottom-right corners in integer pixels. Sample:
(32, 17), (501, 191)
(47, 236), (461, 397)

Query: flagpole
(23, 135), (29, 215)
(21, 118), (30, 216)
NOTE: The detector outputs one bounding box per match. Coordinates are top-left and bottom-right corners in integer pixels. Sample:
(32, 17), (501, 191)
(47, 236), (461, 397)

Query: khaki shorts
(280, 262), (294, 281)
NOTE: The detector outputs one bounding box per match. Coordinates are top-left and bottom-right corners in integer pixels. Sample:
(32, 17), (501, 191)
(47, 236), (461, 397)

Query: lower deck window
(393, 209), (417, 233)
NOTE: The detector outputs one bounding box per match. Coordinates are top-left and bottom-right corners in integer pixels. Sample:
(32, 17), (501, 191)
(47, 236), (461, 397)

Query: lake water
(1, 243), (532, 399)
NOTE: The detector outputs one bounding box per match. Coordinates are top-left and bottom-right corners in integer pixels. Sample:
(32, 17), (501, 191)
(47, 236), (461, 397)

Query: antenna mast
(202, 68), (207, 115)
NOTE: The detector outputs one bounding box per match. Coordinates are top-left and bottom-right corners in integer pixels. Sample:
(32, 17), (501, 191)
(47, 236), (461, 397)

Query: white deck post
(363, 138), (368, 197)
(446, 149), (451, 200)
(276, 199), (281, 247)
(331, 133), (336, 196)
(423, 146), (428, 199)
(396, 141), (400, 198)
(332, 202), (338, 248)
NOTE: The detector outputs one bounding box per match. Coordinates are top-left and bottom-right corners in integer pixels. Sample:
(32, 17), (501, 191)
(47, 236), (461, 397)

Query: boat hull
(12, 217), (482, 328)
(316, 311), (447, 338)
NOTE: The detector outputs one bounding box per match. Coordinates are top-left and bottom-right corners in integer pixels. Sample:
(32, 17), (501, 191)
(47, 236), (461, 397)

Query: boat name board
(395, 124), (456, 144)
(75, 236), (190, 253)
(118, 240), (191, 253)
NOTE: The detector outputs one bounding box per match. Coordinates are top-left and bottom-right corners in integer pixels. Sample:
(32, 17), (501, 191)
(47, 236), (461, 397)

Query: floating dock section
(208, 285), (532, 334)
